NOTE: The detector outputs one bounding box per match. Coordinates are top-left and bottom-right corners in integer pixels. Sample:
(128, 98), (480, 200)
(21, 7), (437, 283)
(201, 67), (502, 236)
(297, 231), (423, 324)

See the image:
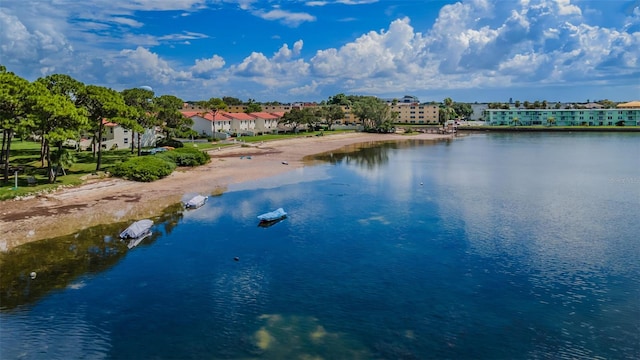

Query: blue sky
(1, 0), (639, 103)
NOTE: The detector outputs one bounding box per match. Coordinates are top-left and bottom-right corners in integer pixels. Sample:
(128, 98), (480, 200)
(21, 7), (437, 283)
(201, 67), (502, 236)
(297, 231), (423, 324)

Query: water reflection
(309, 139), (443, 169)
(0, 204), (184, 310)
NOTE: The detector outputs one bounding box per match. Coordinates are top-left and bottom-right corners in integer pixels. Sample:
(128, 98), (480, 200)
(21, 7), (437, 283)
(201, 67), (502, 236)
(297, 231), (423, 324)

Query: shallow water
(1, 133), (639, 359)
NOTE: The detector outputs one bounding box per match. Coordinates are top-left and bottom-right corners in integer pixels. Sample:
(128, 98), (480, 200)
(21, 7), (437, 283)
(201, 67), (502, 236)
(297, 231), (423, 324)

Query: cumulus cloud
(112, 47), (192, 85)
(191, 55), (226, 77)
(230, 40), (310, 87)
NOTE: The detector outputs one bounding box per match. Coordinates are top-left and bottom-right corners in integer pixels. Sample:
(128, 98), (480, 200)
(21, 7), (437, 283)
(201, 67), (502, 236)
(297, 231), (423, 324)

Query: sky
(1, 0), (639, 104)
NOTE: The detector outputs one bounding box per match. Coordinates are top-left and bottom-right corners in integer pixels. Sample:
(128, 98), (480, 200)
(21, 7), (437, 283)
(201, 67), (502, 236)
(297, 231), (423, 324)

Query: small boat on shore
(184, 195), (208, 209)
(257, 208), (287, 227)
(120, 219), (153, 240)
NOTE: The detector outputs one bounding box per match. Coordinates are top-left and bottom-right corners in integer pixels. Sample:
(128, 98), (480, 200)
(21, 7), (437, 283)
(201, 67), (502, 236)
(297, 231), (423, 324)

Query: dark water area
(1, 133), (639, 359)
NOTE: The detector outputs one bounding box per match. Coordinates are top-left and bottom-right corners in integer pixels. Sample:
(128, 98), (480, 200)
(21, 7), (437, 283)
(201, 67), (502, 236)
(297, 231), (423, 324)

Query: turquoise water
(1, 133), (639, 359)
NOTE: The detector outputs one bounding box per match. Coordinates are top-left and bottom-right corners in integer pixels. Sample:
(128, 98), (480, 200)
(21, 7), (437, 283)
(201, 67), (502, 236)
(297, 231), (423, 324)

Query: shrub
(112, 156), (176, 182)
(157, 138), (184, 148)
(158, 147), (209, 167)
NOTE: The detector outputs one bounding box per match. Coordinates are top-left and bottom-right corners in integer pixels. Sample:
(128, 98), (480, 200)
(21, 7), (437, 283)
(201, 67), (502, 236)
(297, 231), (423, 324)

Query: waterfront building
(484, 108), (639, 126)
(389, 103), (439, 124)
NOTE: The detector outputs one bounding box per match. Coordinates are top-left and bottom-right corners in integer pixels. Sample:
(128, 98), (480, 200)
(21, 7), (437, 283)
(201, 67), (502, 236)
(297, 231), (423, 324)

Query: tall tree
(156, 95), (188, 139)
(439, 97), (457, 125)
(28, 82), (88, 183)
(327, 93), (351, 106)
(35, 74), (85, 163)
(352, 96), (392, 130)
(77, 85), (131, 171)
(245, 102), (262, 113)
(279, 108), (305, 133)
(222, 96), (242, 106)
(122, 88), (156, 155)
(0, 67), (33, 184)
(323, 104), (345, 130)
(197, 97), (227, 137)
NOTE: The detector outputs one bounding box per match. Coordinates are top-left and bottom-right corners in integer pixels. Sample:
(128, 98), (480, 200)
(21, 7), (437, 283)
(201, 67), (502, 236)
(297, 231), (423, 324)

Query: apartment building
(389, 103), (439, 124)
(484, 108), (640, 126)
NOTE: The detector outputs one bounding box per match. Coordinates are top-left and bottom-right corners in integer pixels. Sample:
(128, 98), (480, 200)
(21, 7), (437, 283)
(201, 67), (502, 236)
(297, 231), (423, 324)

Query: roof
(221, 111), (255, 120)
(617, 101), (640, 108)
(249, 112), (280, 119)
(102, 118), (118, 127)
(183, 110), (229, 121)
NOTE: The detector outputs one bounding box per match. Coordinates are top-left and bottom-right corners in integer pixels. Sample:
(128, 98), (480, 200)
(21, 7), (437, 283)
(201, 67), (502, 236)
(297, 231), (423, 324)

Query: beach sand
(0, 132), (449, 251)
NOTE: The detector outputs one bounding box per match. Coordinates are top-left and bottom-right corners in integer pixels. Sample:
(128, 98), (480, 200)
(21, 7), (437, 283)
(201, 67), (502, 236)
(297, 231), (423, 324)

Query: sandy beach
(0, 132), (450, 251)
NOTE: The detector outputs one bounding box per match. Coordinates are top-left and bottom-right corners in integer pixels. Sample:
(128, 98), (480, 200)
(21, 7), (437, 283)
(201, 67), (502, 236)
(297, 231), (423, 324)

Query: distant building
(390, 103), (439, 124)
(484, 108), (639, 126)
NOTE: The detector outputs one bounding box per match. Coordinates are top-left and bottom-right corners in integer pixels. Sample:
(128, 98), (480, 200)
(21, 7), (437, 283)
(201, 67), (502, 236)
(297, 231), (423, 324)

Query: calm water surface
(1, 133), (639, 359)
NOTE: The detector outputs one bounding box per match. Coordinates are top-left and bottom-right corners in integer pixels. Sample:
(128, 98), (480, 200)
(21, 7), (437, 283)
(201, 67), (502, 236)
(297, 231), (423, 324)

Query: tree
(303, 107), (323, 131)
(156, 95), (188, 139)
(523, 100), (531, 109)
(197, 97), (227, 137)
(452, 102), (473, 119)
(439, 97), (457, 126)
(323, 104), (345, 130)
(222, 96), (243, 106)
(514, 100), (521, 108)
(28, 82), (88, 183)
(547, 117), (556, 126)
(0, 67), (33, 184)
(327, 93), (351, 106)
(245, 103), (262, 113)
(122, 88), (156, 155)
(77, 85), (132, 171)
(279, 108), (305, 133)
(352, 96), (392, 131)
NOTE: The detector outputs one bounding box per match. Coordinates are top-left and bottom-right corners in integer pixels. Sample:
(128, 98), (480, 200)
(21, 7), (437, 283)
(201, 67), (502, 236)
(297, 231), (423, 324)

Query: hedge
(157, 138), (184, 148)
(112, 156), (176, 182)
(158, 147), (210, 167)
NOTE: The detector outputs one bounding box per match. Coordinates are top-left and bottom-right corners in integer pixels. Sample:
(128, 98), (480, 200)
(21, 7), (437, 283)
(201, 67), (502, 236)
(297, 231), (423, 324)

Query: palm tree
(546, 117), (556, 127)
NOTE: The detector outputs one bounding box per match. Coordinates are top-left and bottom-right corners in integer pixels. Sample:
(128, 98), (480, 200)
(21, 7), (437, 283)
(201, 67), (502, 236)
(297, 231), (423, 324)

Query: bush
(158, 147), (210, 167)
(157, 138), (184, 148)
(112, 156), (176, 182)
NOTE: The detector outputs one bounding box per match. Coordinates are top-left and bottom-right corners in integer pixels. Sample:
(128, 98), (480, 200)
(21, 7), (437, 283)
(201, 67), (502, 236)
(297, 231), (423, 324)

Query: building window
(124, 138), (129, 144)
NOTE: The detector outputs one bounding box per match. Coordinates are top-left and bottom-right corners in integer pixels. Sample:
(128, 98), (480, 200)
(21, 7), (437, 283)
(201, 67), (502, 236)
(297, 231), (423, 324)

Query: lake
(1, 132), (639, 359)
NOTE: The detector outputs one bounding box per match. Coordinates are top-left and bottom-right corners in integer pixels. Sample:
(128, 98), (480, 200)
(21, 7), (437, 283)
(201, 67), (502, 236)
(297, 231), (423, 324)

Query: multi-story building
(390, 103), (439, 124)
(484, 108), (639, 126)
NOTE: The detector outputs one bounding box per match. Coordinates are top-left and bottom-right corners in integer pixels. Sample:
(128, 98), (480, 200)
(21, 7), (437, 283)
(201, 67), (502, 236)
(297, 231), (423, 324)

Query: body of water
(1, 133), (639, 359)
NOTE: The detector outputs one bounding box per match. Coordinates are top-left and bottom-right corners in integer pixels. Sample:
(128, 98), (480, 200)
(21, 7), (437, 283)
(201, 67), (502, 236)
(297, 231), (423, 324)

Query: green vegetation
(158, 147), (210, 167)
(111, 156), (176, 182)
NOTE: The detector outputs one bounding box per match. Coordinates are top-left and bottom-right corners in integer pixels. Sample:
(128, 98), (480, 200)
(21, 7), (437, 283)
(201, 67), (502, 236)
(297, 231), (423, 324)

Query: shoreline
(0, 132), (451, 251)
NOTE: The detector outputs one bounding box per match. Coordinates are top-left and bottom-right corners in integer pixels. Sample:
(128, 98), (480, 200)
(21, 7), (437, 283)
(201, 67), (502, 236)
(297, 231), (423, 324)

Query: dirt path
(0, 132), (450, 251)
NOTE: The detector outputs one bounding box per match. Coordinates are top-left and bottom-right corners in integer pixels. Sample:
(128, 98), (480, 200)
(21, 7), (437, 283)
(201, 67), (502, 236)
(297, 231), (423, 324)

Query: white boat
(257, 208), (287, 222)
(120, 219), (153, 239)
(184, 195), (208, 209)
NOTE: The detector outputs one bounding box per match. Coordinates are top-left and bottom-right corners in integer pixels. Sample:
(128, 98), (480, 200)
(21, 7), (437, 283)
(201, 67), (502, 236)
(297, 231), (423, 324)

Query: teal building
(484, 108), (639, 126)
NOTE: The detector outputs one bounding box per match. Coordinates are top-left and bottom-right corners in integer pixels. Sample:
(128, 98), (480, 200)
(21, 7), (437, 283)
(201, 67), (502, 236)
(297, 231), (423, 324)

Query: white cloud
(252, 8), (316, 27)
(108, 17), (144, 28)
(191, 55), (226, 77)
(113, 47), (192, 85)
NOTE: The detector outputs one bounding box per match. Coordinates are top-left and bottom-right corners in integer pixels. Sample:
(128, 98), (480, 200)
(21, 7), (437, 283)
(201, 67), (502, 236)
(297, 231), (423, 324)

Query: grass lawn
(0, 140), (137, 200)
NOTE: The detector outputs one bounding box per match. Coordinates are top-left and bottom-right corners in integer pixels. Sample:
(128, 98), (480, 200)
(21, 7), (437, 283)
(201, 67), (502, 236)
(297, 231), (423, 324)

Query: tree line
(0, 67), (191, 184)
